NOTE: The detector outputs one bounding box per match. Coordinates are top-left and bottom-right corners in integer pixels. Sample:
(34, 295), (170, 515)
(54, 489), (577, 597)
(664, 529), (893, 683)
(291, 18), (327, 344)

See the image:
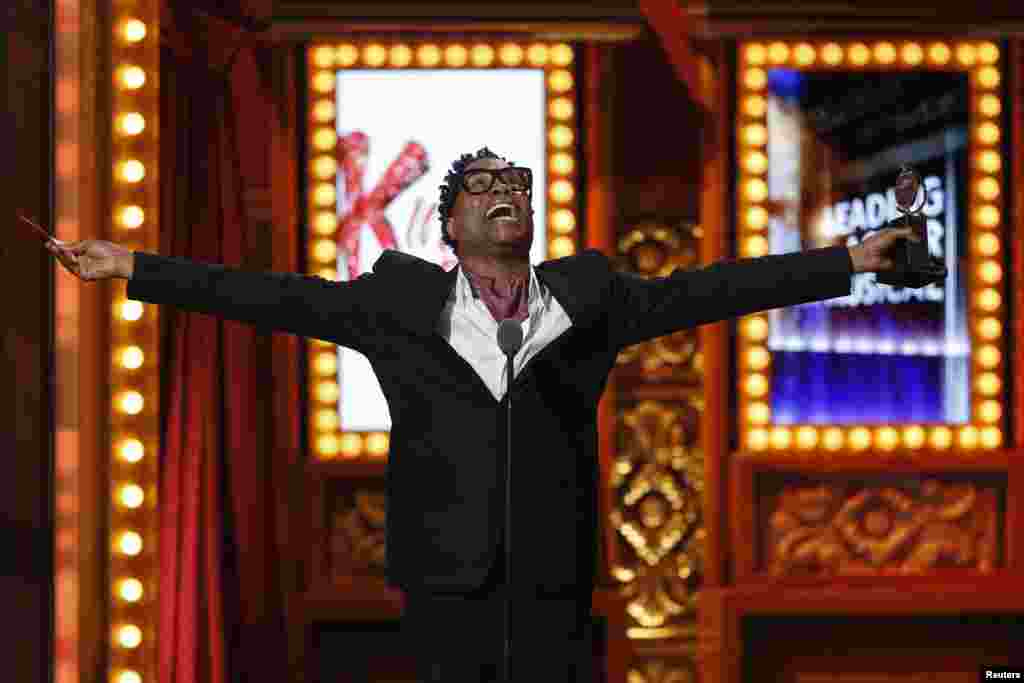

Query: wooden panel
(743, 613), (1023, 683)
(713, 578), (1024, 683)
(697, 41), (730, 592)
(1014, 41), (1024, 451)
(269, 0), (646, 40)
(679, 0), (1024, 36)
(725, 576), (1024, 614)
(273, 0), (643, 20)
(585, 43), (622, 589)
(164, 0), (272, 29)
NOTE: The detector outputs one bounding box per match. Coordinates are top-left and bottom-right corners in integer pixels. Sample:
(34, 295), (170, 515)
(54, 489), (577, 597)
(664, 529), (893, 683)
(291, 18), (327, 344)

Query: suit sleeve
(125, 251), (380, 351)
(608, 246), (854, 350)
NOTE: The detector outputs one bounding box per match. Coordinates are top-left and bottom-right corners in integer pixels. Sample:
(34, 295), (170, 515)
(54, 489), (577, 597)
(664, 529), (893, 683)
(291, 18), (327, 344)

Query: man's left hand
(848, 226), (921, 274)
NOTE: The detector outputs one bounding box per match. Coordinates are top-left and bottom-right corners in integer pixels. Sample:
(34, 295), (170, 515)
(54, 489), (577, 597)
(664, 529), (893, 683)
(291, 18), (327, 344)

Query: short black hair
(438, 147), (511, 252)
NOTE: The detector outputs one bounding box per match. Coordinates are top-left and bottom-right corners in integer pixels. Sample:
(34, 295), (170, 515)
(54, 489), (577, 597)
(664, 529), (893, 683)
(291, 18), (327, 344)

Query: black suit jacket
(126, 245), (854, 595)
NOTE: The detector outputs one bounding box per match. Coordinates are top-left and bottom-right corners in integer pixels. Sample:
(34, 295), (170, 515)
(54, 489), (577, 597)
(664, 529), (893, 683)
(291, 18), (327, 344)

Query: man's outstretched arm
(607, 226), (922, 351)
(46, 239), (380, 350)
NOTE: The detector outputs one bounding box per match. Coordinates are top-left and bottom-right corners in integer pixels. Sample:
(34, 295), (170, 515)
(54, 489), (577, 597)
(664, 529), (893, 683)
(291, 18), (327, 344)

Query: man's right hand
(46, 239), (134, 280)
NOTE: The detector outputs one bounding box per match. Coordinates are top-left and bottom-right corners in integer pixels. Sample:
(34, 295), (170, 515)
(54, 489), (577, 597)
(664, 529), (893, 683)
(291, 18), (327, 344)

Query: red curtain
(157, 7), (298, 682)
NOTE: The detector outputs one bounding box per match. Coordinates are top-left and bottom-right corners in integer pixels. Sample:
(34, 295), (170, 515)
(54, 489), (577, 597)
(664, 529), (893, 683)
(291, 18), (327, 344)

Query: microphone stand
(496, 318), (523, 683)
(502, 347), (514, 683)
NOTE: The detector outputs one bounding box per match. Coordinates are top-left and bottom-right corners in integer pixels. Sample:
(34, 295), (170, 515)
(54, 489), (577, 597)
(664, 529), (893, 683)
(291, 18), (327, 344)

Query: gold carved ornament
(610, 400), (705, 629)
(767, 479), (998, 575)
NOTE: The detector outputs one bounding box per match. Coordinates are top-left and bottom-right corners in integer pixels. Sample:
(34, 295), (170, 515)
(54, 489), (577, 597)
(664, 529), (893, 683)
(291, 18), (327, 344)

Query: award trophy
(875, 164), (947, 288)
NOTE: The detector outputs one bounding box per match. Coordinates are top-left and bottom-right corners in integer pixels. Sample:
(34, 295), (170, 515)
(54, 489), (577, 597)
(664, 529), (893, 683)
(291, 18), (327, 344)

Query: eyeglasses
(461, 167), (532, 195)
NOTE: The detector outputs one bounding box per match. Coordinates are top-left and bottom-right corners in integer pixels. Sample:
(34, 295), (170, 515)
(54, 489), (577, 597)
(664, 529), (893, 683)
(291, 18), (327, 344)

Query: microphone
(496, 318), (522, 683)
(497, 318), (523, 357)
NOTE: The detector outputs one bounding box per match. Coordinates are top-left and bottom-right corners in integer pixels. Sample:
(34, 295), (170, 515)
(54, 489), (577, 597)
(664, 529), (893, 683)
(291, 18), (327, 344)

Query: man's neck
(458, 254), (530, 284)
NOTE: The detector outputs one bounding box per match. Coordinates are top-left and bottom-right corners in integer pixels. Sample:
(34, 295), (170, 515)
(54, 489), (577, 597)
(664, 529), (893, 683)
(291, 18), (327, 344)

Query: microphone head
(497, 319), (524, 356)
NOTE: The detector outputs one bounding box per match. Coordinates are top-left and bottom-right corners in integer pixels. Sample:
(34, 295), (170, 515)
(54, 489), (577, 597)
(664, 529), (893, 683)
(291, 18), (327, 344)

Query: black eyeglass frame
(460, 166), (533, 195)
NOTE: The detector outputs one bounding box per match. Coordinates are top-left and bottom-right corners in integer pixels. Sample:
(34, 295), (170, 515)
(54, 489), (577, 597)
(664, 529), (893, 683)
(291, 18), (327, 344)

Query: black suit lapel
(371, 250), (459, 337)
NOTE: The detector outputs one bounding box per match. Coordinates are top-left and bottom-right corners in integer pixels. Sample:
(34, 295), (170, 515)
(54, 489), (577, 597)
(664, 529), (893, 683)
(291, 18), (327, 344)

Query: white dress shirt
(437, 265), (573, 401)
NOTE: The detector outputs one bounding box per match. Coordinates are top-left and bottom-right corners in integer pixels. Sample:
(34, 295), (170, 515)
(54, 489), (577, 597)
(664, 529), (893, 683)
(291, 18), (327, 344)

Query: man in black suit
(48, 147), (927, 682)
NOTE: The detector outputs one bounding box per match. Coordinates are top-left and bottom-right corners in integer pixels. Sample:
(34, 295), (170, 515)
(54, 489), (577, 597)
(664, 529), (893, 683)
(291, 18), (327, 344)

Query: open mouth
(486, 203), (518, 220)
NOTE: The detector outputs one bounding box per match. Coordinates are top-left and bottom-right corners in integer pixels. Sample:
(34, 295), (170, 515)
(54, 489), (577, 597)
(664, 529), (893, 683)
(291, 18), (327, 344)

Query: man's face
(447, 157), (534, 259)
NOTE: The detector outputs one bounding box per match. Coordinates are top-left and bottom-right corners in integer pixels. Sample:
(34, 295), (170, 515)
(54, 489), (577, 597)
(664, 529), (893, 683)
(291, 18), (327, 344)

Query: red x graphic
(335, 132), (430, 280)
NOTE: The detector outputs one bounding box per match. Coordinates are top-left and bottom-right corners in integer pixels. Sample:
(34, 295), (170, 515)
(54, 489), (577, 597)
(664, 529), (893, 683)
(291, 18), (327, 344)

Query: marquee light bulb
(312, 46), (335, 68)
(822, 428), (844, 451)
(928, 43), (951, 65)
(977, 67), (1001, 89)
(745, 44), (766, 65)
(902, 426), (925, 449)
(116, 624), (142, 648)
(121, 19), (147, 43)
(364, 44), (387, 66)
(471, 45), (495, 67)
(747, 402), (770, 424)
(929, 427), (952, 449)
(901, 43), (924, 65)
(768, 42), (789, 64)
(417, 44), (442, 67)
(796, 426), (818, 449)
(848, 43), (870, 65)
(526, 44), (549, 66)
(958, 426), (979, 449)
(389, 45), (412, 67)
(848, 427), (871, 450)
(980, 426), (1002, 448)
(794, 44), (815, 66)
(335, 45), (358, 66)
(550, 44), (574, 67)
(445, 45), (468, 67)
(821, 43), (843, 65)
(770, 427), (791, 450)
(119, 439), (144, 463)
(874, 42), (897, 64)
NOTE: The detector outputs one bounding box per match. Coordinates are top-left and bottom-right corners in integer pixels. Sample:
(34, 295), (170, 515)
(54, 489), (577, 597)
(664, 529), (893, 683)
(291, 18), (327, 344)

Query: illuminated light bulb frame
(305, 40), (579, 462)
(108, 2), (161, 682)
(736, 39), (1005, 453)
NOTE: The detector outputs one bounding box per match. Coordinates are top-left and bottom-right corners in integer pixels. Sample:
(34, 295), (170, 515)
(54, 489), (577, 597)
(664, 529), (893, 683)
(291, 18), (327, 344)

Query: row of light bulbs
(747, 424), (1003, 451)
(311, 42), (575, 69)
(736, 40), (1006, 451)
(306, 351), (391, 460)
(743, 40), (1000, 69)
(306, 43), (579, 458)
(110, 12), (157, 683)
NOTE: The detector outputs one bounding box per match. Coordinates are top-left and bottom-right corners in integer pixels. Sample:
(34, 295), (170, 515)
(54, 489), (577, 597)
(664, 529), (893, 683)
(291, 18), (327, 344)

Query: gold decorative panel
(615, 221), (703, 381)
(329, 487), (388, 577)
(611, 399), (705, 634)
(762, 477), (1001, 575)
(628, 654), (698, 683)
